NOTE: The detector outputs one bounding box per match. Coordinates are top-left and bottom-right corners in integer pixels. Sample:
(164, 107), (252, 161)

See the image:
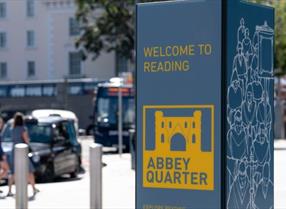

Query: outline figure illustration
(237, 18), (246, 45)
(242, 28), (253, 67)
(256, 91), (272, 129)
(227, 18), (274, 209)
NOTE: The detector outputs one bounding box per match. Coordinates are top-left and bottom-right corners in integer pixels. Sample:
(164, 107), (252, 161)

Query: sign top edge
(239, 0), (275, 11)
(137, 0), (209, 7)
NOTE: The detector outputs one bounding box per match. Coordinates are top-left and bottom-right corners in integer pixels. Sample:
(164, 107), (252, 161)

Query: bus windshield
(96, 97), (135, 125)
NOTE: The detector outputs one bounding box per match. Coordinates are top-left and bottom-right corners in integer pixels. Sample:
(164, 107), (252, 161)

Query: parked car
(31, 109), (79, 134)
(1, 115), (82, 182)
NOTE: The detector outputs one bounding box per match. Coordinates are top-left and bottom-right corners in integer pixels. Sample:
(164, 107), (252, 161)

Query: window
(27, 123), (52, 143)
(69, 84), (83, 95)
(0, 32), (7, 48)
(192, 135), (196, 144)
(27, 0), (34, 17)
(0, 86), (8, 97)
(0, 2), (6, 18)
(27, 61), (35, 77)
(69, 18), (80, 36)
(54, 122), (70, 141)
(10, 86), (25, 97)
(161, 134), (164, 143)
(27, 30), (35, 47)
(0, 62), (7, 79)
(185, 121), (188, 128)
(69, 52), (82, 76)
(26, 85), (41, 96)
(63, 121), (77, 145)
(43, 85), (56, 96)
(83, 82), (97, 94)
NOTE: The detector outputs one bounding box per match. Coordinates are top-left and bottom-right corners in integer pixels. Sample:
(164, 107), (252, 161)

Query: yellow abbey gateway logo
(143, 105), (214, 191)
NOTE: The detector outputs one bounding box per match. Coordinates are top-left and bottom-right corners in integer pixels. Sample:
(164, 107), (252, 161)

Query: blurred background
(0, 0), (285, 136)
(0, 0), (285, 209)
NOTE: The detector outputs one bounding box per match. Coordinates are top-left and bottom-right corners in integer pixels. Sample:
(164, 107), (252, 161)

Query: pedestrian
(7, 113), (39, 197)
(0, 117), (9, 196)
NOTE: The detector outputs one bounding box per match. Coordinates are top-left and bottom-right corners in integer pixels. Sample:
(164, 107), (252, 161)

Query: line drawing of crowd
(227, 18), (274, 209)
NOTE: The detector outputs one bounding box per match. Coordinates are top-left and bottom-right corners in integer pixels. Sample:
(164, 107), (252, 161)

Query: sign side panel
(226, 1), (274, 209)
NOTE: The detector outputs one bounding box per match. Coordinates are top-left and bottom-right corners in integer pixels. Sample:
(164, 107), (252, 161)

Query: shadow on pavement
(37, 175), (83, 185)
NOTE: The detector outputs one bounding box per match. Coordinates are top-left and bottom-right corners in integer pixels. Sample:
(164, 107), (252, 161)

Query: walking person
(7, 113), (39, 197)
(0, 117), (9, 196)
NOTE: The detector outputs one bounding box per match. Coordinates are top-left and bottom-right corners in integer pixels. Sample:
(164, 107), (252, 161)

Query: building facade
(0, 0), (134, 129)
(0, 0), (116, 82)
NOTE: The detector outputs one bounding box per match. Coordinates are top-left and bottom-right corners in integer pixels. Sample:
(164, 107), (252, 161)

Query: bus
(93, 78), (135, 151)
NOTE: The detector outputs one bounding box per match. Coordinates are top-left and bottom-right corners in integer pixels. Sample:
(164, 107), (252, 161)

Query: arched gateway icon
(143, 105), (215, 191)
(155, 110), (202, 152)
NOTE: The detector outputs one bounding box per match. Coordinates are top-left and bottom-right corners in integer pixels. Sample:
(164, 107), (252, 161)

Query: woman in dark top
(7, 113), (39, 197)
(0, 117), (9, 194)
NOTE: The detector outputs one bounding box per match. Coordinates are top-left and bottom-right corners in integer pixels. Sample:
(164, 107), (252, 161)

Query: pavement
(274, 139), (286, 209)
(0, 138), (285, 209)
(0, 137), (135, 209)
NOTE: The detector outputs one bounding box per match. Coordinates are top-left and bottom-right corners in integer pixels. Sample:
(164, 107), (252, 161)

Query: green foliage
(248, 0), (286, 75)
(273, 1), (286, 76)
(76, 0), (286, 75)
(75, 0), (164, 62)
(76, 0), (134, 61)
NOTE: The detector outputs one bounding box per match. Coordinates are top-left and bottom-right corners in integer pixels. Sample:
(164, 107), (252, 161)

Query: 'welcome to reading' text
(143, 43), (213, 73)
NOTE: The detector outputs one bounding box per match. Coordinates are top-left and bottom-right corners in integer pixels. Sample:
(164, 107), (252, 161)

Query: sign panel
(137, 1), (222, 208)
(226, 1), (274, 209)
(143, 105), (214, 191)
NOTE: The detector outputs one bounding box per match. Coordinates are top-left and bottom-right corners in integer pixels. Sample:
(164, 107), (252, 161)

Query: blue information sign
(136, 0), (274, 209)
(136, 1), (222, 208)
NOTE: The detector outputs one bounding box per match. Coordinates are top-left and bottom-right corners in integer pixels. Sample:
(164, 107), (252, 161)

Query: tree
(75, 0), (165, 63)
(248, 0), (286, 75)
(76, 0), (286, 75)
(273, 1), (286, 76)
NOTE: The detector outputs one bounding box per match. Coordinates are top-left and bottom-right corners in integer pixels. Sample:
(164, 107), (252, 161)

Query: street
(0, 137), (135, 209)
(274, 140), (286, 209)
(0, 138), (285, 209)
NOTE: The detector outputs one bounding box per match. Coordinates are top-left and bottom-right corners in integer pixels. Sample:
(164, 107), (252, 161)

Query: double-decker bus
(93, 78), (135, 151)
